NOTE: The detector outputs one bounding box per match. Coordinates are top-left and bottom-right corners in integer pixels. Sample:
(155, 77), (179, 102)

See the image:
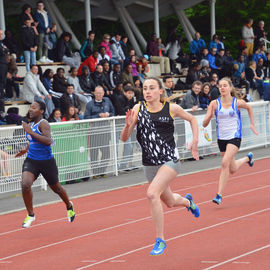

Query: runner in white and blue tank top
(203, 77), (258, 205)
(121, 77), (200, 256)
(15, 101), (75, 228)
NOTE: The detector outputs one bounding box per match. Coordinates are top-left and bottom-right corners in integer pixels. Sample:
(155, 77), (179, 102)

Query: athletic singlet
(136, 101), (179, 166)
(215, 97), (242, 140)
(26, 119), (53, 160)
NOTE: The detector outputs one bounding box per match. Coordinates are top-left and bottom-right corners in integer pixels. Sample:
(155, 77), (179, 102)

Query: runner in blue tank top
(203, 77), (259, 205)
(15, 101), (75, 228)
(121, 77), (200, 256)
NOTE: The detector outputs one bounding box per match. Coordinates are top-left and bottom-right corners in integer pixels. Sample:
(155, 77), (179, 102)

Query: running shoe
(185, 193), (200, 218)
(213, 194), (222, 205)
(22, 214), (35, 228)
(150, 238), (167, 256)
(247, 152), (254, 167)
(67, 201), (75, 222)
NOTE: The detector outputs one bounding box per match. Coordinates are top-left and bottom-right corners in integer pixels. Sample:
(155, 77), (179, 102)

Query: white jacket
(22, 71), (49, 103)
(242, 25), (254, 44)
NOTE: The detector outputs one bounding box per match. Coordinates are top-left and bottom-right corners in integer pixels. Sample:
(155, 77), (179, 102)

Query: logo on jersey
(158, 116), (170, 122)
(229, 111), (235, 117)
(27, 134), (32, 141)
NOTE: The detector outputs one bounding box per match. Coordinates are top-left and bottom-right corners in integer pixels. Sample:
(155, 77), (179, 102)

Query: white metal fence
(0, 101), (269, 194)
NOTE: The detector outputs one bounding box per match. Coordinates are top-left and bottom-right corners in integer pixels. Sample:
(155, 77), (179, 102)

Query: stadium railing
(0, 100), (269, 194)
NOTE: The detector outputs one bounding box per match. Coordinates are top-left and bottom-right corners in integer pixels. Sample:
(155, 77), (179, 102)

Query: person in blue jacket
(190, 32), (206, 60)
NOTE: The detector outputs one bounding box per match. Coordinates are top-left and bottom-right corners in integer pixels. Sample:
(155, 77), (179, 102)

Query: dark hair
(56, 67), (64, 73)
(64, 105), (78, 121)
(61, 32), (72, 41)
(69, 67), (77, 73)
(43, 68), (53, 78)
(30, 64), (38, 69)
(88, 30), (95, 36)
(48, 108), (61, 122)
(123, 85), (134, 93)
(163, 76), (173, 83)
(37, 1), (44, 5)
(22, 4), (32, 12)
(66, 83), (74, 89)
(34, 100), (46, 115)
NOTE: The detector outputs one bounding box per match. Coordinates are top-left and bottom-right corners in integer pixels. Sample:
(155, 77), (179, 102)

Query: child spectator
(122, 64), (135, 87)
(78, 51), (99, 74)
(137, 56), (149, 80)
(61, 105), (79, 121)
(130, 55), (138, 78)
(80, 30), (95, 61)
(110, 34), (125, 68)
(110, 63), (122, 89)
(97, 46), (110, 65)
(78, 66), (95, 95)
(47, 108), (61, 122)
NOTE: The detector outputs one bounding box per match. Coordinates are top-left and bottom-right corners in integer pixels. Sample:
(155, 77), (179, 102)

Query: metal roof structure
(1, 0), (216, 55)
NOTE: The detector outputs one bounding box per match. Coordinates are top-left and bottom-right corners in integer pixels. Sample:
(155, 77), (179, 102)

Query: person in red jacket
(78, 51), (99, 75)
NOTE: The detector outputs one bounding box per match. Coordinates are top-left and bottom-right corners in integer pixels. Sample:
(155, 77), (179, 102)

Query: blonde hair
(218, 77), (237, 98)
(143, 77), (165, 102)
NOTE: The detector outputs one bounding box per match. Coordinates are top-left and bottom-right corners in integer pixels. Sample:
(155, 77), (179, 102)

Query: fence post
(111, 118), (118, 176)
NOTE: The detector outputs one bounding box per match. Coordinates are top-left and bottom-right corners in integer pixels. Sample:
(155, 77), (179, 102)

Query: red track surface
(1, 158), (270, 270)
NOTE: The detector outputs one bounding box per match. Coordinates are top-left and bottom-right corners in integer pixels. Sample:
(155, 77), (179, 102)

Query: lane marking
(232, 261), (250, 264)
(201, 261), (219, 264)
(1, 168), (270, 237)
(203, 244), (270, 270)
(75, 208), (270, 270)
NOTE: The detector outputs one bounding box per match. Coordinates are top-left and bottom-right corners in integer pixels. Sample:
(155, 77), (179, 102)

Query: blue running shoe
(150, 238), (167, 256)
(247, 152), (254, 167)
(185, 193), (200, 218)
(213, 194), (222, 205)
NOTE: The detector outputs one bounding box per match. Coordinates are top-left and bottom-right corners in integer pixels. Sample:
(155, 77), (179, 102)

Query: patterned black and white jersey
(136, 101), (179, 166)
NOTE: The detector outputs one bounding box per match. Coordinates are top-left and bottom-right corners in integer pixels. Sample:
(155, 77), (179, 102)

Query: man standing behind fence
(84, 86), (115, 178)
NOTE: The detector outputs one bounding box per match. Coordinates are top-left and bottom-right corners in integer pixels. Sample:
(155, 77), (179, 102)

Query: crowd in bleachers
(0, 1), (270, 125)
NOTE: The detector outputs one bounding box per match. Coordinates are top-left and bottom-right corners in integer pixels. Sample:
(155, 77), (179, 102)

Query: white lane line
(75, 208), (270, 270)
(201, 261), (219, 264)
(1, 168), (270, 237)
(1, 184), (270, 262)
(232, 261), (250, 264)
(110, 260), (125, 263)
(203, 244), (270, 270)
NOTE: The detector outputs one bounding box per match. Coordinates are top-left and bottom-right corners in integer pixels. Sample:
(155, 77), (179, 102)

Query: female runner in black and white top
(121, 77), (200, 256)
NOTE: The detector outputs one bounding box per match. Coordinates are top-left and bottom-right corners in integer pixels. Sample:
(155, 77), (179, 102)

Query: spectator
(97, 46), (110, 65)
(120, 36), (129, 58)
(200, 59), (211, 82)
(189, 32), (206, 60)
(215, 49), (226, 77)
(3, 30), (20, 60)
(34, 0), (52, 63)
(136, 56), (149, 80)
(111, 83), (124, 115)
(99, 34), (111, 59)
(254, 20), (267, 49)
(157, 37), (166, 56)
(199, 82), (211, 109)
(67, 67), (89, 106)
(80, 30), (95, 61)
(55, 32), (81, 69)
(199, 47), (209, 62)
(223, 49), (234, 77)
(20, 4), (38, 35)
(78, 50), (99, 74)
(59, 84), (82, 118)
(245, 60), (263, 98)
(122, 64), (135, 87)
(130, 55), (139, 78)
(47, 108), (61, 122)
(47, 23), (57, 61)
(102, 62), (112, 90)
(134, 78), (143, 102)
(84, 86), (114, 177)
(207, 47), (220, 74)
(42, 68), (54, 92)
(208, 34), (218, 51)
(6, 54), (20, 101)
(186, 62), (202, 87)
(110, 34), (125, 68)
(0, 29), (9, 114)
(22, 65), (54, 118)
(21, 19), (38, 72)
(124, 48), (135, 67)
(52, 67), (67, 94)
(78, 66), (95, 95)
(110, 63), (122, 89)
(5, 107), (22, 125)
(180, 80), (202, 111)
(256, 57), (265, 78)
(242, 18), (255, 57)
(146, 33), (170, 75)
(91, 64), (112, 95)
(232, 55), (250, 93)
(61, 105), (79, 121)
(209, 73), (220, 100)
(163, 76), (174, 97)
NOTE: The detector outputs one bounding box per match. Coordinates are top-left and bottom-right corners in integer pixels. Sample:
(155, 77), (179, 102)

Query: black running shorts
(22, 157), (59, 185)
(217, 138), (241, 153)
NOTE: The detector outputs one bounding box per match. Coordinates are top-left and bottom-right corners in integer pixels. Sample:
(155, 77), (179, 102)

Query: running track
(1, 158), (270, 270)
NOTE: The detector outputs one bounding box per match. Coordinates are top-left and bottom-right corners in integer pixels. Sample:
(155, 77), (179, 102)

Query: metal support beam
(173, 5), (193, 43)
(112, 0), (142, 56)
(0, 0), (6, 32)
(210, 0), (216, 38)
(49, 1), (81, 50)
(180, 10), (196, 37)
(44, 0), (63, 37)
(122, 7), (147, 50)
(154, 0), (160, 37)
(85, 0), (92, 36)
